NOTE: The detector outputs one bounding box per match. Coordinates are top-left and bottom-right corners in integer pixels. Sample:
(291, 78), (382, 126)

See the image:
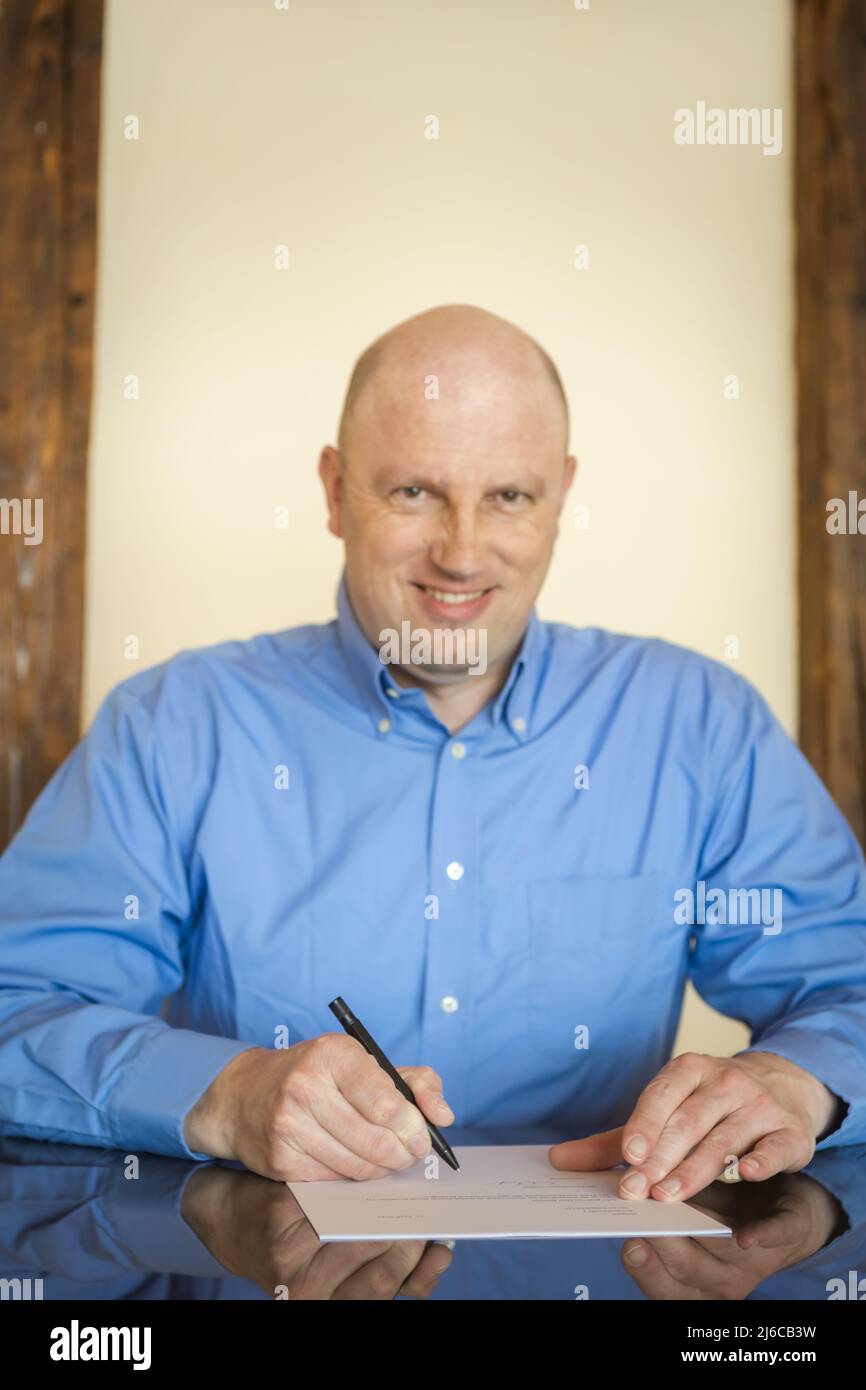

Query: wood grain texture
(797, 0), (866, 845)
(0, 0), (102, 849)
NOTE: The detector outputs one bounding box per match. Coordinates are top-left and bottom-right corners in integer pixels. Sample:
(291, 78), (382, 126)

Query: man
(1, 305), (864, 1208)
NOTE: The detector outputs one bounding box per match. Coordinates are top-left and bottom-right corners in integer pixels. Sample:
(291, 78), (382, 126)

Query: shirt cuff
(103, 1026), (258, 1160)
(738, 1029), (866, 1148)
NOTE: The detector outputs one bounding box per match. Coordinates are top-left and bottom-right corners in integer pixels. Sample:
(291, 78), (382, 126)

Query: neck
(391, 658), (513, 734)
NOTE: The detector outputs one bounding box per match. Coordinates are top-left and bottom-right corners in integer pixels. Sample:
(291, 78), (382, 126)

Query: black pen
(329, 996), (460, 1172)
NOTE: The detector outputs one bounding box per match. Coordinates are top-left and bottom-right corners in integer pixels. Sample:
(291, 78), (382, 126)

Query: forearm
(0, 990), (256, 1159)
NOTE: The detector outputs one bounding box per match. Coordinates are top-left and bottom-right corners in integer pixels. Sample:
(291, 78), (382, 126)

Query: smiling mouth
(412, 583), (493, 605)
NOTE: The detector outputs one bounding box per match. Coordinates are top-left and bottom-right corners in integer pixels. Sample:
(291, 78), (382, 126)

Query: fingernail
(625, 1134), (647, 1162)
(409, 1133), (430, 1156)
(655, 1177), (681, 1197)
(436, 1097), (455, 1121)
(620, 1172), (646, 1197)
(624, 1242), (647, 1266)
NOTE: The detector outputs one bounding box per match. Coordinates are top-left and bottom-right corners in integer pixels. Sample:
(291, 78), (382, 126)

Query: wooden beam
(0, 0), (102, 849)
(797, 0), (866, 845)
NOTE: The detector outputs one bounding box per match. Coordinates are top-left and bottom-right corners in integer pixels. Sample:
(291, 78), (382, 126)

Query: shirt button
(513, 716), (527, 733)
(446, 861), (464, 881)
(385, 687), (399, 698)
(451, 741), (467, 759)
(378, 718), (392, 734)
(440, 995), (459, 1014)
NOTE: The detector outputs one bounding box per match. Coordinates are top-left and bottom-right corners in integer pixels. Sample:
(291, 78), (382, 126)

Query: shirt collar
(334, 569), (548, 741)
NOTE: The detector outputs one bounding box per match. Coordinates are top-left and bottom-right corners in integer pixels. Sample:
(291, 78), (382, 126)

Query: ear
(556, 454), (578, 513)
(318, 446), (345, 539)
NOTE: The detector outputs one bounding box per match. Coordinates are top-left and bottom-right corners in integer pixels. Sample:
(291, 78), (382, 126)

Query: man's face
(320, 353), (575, 686)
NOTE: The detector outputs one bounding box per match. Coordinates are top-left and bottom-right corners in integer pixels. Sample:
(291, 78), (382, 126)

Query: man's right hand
(183, 1033), (455, 1182)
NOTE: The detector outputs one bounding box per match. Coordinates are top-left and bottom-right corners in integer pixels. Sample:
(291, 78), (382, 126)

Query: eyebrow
(372, 466), (549, 494)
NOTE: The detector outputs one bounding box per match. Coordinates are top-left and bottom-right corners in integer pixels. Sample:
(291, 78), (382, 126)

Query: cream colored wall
(86, 0), (794, 1060)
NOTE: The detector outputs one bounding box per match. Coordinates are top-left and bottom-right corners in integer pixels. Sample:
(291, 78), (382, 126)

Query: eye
(496, 490), (530, 506)
(394, 485), (427, 500)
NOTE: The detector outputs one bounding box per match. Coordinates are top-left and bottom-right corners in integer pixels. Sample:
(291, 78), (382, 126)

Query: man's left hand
(549, 1051), (843, 1203)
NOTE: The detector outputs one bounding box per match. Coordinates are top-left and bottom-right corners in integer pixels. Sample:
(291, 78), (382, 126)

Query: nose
(428, 503), (485, 578)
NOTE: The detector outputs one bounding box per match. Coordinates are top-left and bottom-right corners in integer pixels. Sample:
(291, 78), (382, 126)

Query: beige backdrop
(85, 0), (794, 1060)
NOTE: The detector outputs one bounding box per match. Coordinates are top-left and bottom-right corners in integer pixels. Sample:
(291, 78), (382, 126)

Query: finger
(274, 1099), (397, 1181)
(336, 1052), (433, 1155)
(328, 1050), (433, 1162)
(646, 1119), (803, 1204)
(737, 1127), (814, 1181)
(334, 1241), (429, 1301)
(549, 1127), (625, 1171)
(397, 1064), (444, 1092)
(399, 1240), (455, 1298)
(623, 1235), (741, 1299)
(397, 1065), (455, 1126)
(271, 1144), (364, 1182)
(289, 1240), (394, 1299)
(642, 1233), (732, 1274)
(643, 1113), (765, 1202)
(254, 1093), (392, 1179)
(620, 1239), (703, 1300)
(735, 1207), (803, 1251)
(287, 1082), (426, 1177)
(620, 1053), (714, 1167)
(618, 1083), (741, 1198)
(688, 1234), (754, 1263)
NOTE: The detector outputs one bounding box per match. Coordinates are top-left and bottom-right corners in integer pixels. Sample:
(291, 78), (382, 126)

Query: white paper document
(287, 1144), (733, 1241)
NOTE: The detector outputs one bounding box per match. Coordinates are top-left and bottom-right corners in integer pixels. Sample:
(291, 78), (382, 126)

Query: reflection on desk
(0, 1126), (862, 1301)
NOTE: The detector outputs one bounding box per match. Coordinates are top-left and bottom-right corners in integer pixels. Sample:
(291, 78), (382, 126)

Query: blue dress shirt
(1, 571), (865, 1159)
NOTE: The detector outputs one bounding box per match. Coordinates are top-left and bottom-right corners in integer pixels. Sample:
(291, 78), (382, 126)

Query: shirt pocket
(527, 873), (679, 1063)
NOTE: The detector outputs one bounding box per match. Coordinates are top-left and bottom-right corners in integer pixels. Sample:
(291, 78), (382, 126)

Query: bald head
(319, 303), (577, 716)
(337, 304), (569, 456)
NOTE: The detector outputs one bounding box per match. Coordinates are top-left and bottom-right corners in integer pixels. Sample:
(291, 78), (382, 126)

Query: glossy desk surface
(1, 1127), (863, 1301)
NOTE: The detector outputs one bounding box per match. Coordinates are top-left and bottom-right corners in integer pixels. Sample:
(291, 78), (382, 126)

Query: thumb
(549, 1126), (626, 1171)
(396, 1066), (455, 1125)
